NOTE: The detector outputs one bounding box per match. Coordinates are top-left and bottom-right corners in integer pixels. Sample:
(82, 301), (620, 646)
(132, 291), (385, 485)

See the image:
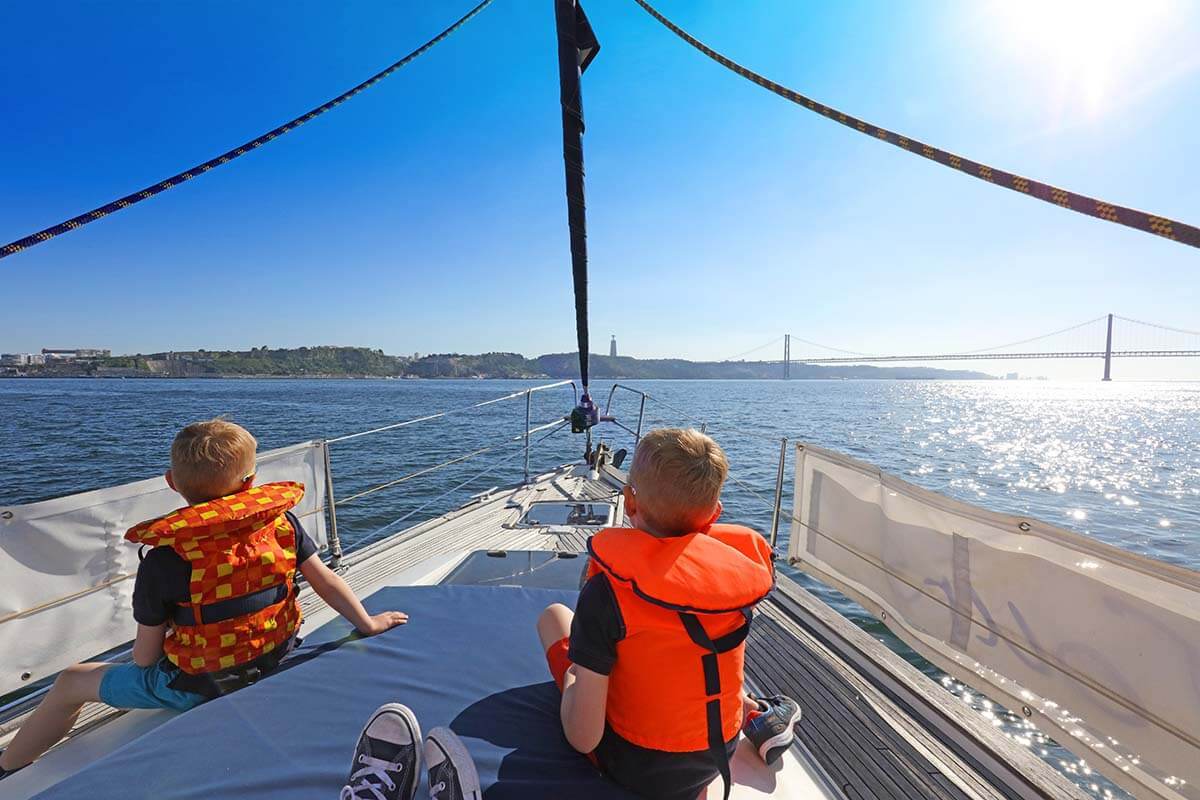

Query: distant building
(1005, 372), (1019, 380)
(41, 348), (111, 360)
(1, 353), (45, 366)
(609, 336), (617, 358)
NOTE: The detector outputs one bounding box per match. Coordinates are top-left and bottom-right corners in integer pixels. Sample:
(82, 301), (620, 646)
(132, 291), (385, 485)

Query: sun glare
(983, 0), (1179, 117)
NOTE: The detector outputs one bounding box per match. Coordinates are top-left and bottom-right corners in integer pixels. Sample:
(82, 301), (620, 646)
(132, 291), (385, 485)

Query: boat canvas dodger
(788, 443), (1200, 800)
(0, 441), (331, 697)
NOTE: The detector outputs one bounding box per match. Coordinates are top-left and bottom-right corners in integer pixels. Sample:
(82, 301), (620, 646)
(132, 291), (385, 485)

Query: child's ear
(703, 500), (723, 527)
(240, 474), (255, 492)
(622, 484), (638, 517)
(164, 469), (176, 492)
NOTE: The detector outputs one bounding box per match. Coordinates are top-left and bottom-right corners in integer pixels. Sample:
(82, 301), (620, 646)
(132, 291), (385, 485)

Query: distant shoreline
(0, 346), (996, 381)
(0, 373), (997, 382)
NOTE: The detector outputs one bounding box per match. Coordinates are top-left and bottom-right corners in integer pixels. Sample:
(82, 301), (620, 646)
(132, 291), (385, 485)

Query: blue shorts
(98, 659), (208, 712)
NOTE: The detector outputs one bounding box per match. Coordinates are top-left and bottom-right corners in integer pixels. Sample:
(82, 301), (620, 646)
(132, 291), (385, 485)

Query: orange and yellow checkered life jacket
(125, 482), (305, 675)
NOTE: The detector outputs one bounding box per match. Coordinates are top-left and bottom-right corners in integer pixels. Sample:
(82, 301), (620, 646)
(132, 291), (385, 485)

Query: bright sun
(983, 0), (1178, 116)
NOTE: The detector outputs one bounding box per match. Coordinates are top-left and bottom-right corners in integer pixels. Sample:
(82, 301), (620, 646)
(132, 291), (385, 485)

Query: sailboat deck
(3, 463), (1085, 799)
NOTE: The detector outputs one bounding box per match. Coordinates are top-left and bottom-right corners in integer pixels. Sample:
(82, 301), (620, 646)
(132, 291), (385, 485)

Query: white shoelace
(340, 753), (403, 800)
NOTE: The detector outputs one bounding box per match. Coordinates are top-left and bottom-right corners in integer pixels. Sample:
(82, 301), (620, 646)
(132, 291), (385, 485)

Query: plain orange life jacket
(586, 524), (774, 796)
(125, 482), (305, 675)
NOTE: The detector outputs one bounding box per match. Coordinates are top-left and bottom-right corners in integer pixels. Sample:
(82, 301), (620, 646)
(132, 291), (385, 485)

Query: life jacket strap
(678, 609), (753, 800)
(172, 582), (290, 626)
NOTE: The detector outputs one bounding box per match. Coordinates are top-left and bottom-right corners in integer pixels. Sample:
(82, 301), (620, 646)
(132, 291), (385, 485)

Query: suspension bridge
(724, 314), (1200, 380)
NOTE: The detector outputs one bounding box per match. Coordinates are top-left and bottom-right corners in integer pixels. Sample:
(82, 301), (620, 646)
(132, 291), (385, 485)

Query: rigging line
(724, 470), (778, 510)
(1114, 315), (1200, 338)
(352, 421), (570, 550)
(336, 418), (566, 505)
(721, 336), (784, 362)
(0, 0), (494, 262)
(326, 380), (573, 443)
(630, 390), (785, 444)
(953, 315), (1108, 355)
(630, 0), (1200, 252)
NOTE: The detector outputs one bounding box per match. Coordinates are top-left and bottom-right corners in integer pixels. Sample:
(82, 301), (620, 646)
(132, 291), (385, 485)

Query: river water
(2, 377), (1197, 797)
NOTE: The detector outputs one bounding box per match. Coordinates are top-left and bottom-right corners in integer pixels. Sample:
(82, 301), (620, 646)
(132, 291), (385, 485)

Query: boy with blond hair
(0, 419), (407, 779)
(536, 428), (802, 800)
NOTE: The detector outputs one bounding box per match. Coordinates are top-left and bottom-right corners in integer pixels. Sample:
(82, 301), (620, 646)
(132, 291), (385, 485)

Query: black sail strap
(678, 609), (753, 800)
(554, 0), (601, 393)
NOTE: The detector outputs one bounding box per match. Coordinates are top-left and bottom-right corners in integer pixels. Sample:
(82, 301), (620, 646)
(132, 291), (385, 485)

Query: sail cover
(787, 443), (1200, 800)
(0, 441), (330, 697)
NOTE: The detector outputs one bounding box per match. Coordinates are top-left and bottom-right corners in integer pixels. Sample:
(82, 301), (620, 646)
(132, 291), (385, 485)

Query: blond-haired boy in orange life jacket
(0, 419), (408, 780)
(536, 428), (802, 800)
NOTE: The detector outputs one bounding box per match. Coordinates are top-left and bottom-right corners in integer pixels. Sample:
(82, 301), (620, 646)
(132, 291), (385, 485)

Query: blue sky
(1, 0), (1197, 379)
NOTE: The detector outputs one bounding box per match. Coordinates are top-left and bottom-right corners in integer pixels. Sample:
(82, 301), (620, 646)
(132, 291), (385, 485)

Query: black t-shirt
(570, 571), (738, 800)
(131, 512), (319, 626)
(567, 571), (625, 675)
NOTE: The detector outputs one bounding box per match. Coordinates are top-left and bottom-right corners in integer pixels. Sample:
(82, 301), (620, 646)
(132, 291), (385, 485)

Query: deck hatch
(440, 550), (585, 590)
(519, 501), (614, 527)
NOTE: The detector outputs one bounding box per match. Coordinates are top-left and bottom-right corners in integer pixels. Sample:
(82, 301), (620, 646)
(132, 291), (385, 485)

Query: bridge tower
(609, 335), (617, 358)
(783, 334), (791, 379)
(1102, 313), (1113, 381)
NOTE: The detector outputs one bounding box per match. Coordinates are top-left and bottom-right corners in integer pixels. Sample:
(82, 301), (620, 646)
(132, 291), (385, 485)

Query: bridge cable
(786, 335), (875, 358)
(953, 315), (1107, 355)
(631, 0), (1200, 252)
(0, 0), (494, 262)
(1113, 315), (1200, 339)
(721, 335), (784, 362)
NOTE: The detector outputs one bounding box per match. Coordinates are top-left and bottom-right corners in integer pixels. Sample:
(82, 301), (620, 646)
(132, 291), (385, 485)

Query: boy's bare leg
(0, 663), (109, 770)
(537, 603), (573, 651)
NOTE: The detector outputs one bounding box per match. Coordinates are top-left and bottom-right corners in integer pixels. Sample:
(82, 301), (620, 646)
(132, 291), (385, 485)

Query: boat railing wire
(344, 419), (572, 555)
(600, 383), (791, 547)
(320, 380), (578, 565)
(603, 383), (782, 445)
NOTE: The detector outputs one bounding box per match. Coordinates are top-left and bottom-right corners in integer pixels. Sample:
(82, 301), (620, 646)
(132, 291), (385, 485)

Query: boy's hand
(359, 611), (409, 636)
(301, 557), (409, 637)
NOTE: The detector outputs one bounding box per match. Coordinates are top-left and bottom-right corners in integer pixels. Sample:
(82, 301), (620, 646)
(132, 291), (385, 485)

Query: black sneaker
(425, 727), (481, 800)
(743, 694), (802, 765)
(341, 703), (422, 800)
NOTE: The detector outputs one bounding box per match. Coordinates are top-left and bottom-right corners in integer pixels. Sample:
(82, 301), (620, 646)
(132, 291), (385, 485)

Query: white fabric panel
(0, 441), (329, 697)
(787, 444), (1200, 800)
